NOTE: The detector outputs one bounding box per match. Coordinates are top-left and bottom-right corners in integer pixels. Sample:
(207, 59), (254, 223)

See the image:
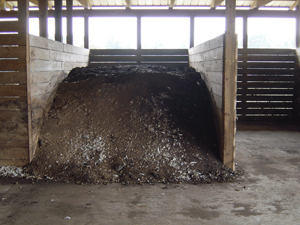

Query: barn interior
(0, 0), (300, 224)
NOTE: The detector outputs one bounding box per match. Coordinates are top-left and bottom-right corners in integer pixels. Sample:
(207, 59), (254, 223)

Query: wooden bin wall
(296, 49), (300, 123)
(0, 24), (89, 166)
(28, 35), (90, 159)
(89, 49), (189, 67)
(237, 49), (298, 121)
(0, 16), (29, 166)
(189, 34), (238, 170)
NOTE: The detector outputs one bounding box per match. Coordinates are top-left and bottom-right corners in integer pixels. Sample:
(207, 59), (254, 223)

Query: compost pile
(26, 65), (239, 184)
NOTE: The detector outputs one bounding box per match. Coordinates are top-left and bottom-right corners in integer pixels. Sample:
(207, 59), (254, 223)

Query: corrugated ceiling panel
(266, 1), (295, 7)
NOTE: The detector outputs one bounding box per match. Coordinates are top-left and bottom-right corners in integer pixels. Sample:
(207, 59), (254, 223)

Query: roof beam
(211, 0), (224, 8)
(169, 0), (176, 8)
(77, 0), (92, 9)
(251, 0), (273, 9)
(289, 0), (300, 10)
(125, 0), (131, 8)
(29, 0), (52, 9)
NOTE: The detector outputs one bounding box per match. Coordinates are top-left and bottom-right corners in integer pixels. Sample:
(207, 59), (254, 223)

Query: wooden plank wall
(188, 34), (224, 158)
(295, 49), (300, 123)
(0, 17), (30, 166)
(237, 49), (297, 121)
(89, 49), (189, 67)
(28, 35), (90, 158)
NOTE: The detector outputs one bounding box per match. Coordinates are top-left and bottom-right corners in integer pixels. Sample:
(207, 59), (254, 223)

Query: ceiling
(2, 0), (300, 10)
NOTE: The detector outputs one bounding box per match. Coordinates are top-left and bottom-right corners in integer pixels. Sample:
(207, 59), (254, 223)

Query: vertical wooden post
(84, 8), (89, 49)
(66, 0), (73, 45)
(54, 0), (62, 42)
(190, 15), (195, 48)
(243, 15), (248, 49)
(39, 0), (48, 38)
(137, 15), (141, 64)
(18, 0), (32, 161)
(223, 0), (237, 171)
(296, 6), (300, 48)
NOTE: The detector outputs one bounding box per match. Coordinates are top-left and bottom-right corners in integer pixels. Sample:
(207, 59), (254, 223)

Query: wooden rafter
(289, 0), (300, 10)
(251, 0), (273, 9)
(29, 0), (52, 9)
(211, 0), (224, 8)
(125, 0), (131, 8)
(77, 0), (92, 9)
(169, 0), (176, 8)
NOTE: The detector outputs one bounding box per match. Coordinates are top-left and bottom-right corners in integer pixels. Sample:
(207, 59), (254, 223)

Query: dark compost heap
(26, 65), (240, 184)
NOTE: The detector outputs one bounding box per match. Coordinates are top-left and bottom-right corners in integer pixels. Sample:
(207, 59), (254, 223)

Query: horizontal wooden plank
(237, 102), (294, 108)
(30, 59), (62, 72)
(237, 88), (294, 94)
(0, 122), (28, 135)
(90, 49), (188, 56)
(237, 96), (294, 101)
(90, 49), (138, 55)
(0, 148), (29, 160)
(189, 47), (223, 62)
(189, 34), (224, 55)
(238, 82), (294, 88)
(0, 110), (28, 122)
(141, 55), (188, 62)
(238, 69), (295, 75)
(0, 84), (27, 97)
(63, 43), (89, 55)
(238, 55), (295, 62)
(29, 35), (63, 51)
(0, 72), (27, 84)
(89, 55), (137, 62)
(0, 134), (29, 148)
(237, 109), (294, 114)
(89, 62), (189, 67)
(238, 62), (295, 68)
(0, 21), (21, 32)
(0, 46), (26, 59)
(0, 33), (27, 46)
(140, 49), (188, 55)
(0, 159), (29, 166)
(238, 49), (295, 55)
(237, 75), (295, 81)
(0, 99), (27, 110)
(30, 46), (50, 60)
(0, 59), (26, 71)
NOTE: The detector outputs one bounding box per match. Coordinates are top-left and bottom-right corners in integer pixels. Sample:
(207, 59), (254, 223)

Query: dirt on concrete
(25, 65), (241, 184)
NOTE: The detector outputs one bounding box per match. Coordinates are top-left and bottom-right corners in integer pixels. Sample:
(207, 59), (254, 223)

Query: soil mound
(26, 65), (238, 184)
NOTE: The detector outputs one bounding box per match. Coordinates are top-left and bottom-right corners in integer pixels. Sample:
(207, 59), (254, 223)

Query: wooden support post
(223, 0), (237, 171)
(297, 6), (300, 48)
(66, 0), (73, 45)
(39, 0), (48, 38)
(84, 8), (89, 49)
(17, 0), (32, 161)
(137, 15), (141, 64)
(190, 16), (194, 48)
(54, 0), (62, 42)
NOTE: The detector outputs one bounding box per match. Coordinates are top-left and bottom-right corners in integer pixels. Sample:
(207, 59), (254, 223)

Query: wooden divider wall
(237, 49), (297, 121)
(189, 34), (238, 170)
(0, 10), (29, 166)
(188, 35), (224, 149)
(295, 49), (300, 122)
(89, 49), (189, 67)
(28, 35), (90, 158)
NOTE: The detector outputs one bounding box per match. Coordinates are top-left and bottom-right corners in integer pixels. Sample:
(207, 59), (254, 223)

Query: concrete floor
(0, 122), (300, 225)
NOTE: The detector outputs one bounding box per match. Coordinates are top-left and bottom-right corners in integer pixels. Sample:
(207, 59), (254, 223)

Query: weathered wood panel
(237, 48), (297, 121)
(189, 34), (226, 167)
(89, 49), (189, 67)
(27, 34), (90, 159)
